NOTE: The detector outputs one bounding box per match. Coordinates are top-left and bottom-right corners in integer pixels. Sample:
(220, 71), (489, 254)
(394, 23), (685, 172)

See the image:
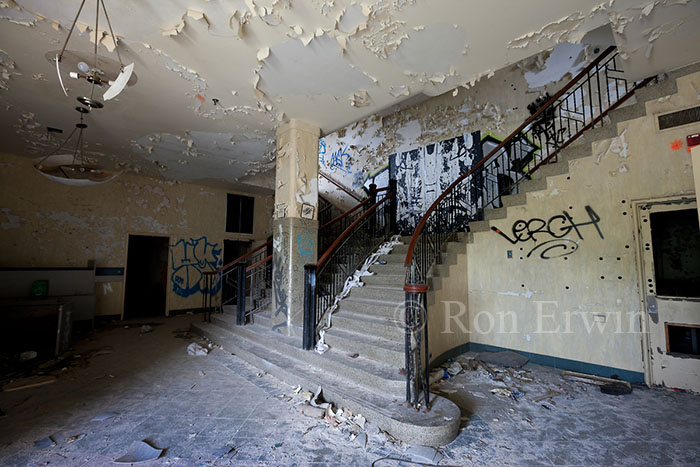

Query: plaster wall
(318, 42), (600, 209)
(435, 71), (700, 375)
(0, 152), (273, 316)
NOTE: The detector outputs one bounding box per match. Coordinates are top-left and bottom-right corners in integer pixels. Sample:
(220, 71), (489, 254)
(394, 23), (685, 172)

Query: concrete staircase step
(322, 326), (405, 367)
(331, 310), (404, 341)
(368, 262), (407, 275)
(360, 273), (405, 286)
(347, 284), (404, 303)
(192, 320), (460, 445)
(208, 314), (405, 397)
(337, 298), (402, 319)
(502, 193), (527, 208)
(484, 207), (507, 221)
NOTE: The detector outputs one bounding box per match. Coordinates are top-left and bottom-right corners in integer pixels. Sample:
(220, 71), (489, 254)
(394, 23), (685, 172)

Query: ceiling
(1, 0), (699, 192)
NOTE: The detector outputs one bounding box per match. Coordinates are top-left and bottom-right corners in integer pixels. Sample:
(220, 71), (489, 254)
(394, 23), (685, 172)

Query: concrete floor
(0, 315), (698, 466)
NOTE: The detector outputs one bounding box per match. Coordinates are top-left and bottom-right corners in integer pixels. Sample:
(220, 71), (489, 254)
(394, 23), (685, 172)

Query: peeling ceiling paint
(0, 0), (698, 192)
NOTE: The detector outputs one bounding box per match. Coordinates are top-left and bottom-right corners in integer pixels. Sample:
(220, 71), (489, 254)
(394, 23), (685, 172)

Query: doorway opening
(124, 235), (169, 319)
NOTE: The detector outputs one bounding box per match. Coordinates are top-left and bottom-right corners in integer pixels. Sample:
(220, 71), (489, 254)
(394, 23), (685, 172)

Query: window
(226, 194), (254, 234)
(649, 208), (700, 297)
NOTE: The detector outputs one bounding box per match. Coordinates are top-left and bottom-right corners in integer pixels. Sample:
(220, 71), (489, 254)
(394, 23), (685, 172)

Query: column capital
(276, 119), (320, 139)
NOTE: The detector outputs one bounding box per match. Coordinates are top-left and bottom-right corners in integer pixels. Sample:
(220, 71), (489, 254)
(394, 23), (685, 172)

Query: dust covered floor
(0, 315), (698, 466)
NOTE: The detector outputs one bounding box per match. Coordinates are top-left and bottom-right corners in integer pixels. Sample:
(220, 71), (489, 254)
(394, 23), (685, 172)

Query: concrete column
(271, 119), (320, 337)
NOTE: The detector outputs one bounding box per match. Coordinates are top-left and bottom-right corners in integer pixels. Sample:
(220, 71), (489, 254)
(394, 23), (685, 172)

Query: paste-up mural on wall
(170, 236), (222, 298)
(390, 131), (483, 235)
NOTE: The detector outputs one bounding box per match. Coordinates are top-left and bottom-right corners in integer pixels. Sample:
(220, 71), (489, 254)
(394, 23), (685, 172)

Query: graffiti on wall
(297, 233), (315, 263)
(272, 229), (290, 333)
(491, 205), (604, 259)
(170, 236), (222, 297)
(389, 131), (483, 234)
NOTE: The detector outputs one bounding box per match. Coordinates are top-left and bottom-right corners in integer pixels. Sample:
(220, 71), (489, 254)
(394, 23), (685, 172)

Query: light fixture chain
(58, 0), (87, 62)
(100, 0), (124, 69)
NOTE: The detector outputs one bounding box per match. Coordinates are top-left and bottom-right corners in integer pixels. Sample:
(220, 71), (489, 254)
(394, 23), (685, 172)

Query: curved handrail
(319, 197), (372, 231)
(203, 239), (271, 276)
(317, 192), (393, 270)
(205, 188), (385, 277)
(403, 45), (617, 268)
(319, 172), (363, 202)
(246, 254), (272, 271)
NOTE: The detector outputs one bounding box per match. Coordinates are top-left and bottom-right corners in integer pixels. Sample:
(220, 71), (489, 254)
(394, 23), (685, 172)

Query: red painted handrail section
(403, 46), (620, 268)
(317, 192), (394, 270)
(319, 172), (363, 202)
(203, 239), (271, 276)
(205, 188), (385, 277)
(319, 197), (372, 231)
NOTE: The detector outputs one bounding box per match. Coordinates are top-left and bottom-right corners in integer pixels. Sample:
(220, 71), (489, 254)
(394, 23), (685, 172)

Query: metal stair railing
(200, 191), (391, 325)
(402, 46), (655, 410)
(303, 180), (397, 350)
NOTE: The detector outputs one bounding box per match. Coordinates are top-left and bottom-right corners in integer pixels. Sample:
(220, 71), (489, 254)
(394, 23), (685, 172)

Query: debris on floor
(34, 436), (57, 449)
(19, 350), (37, 362)
(2, 375), (56, 392)
(475, 350), (529, 368)
(90, 411), (119, 422)
(561, 370), (632, 391)
(65, 433), (86, 444)
(140, 325), (153, 334)
(113, 440), (163, 463)
(186, 343), (208, 356)
(405, 445), (444, 464)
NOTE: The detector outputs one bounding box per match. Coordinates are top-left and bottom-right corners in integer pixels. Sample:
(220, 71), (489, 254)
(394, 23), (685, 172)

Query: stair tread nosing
(194, 322), (461, 446)
(211, 314), (404, 385)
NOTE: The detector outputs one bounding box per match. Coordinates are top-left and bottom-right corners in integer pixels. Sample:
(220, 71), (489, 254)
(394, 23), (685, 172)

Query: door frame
(121, 232), (172, 320)
(632, 195), (698, 387)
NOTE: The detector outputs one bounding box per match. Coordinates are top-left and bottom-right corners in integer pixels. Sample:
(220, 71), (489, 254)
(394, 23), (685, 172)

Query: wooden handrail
(319, 172), (363, 202)
(246, 254), (272, 271)
(404, 46), (617, 267)
(320, 197), (372, 230)
(203, 239), (271, 276)
(317, 192), (393, 270)
(206, 191), (382, 277)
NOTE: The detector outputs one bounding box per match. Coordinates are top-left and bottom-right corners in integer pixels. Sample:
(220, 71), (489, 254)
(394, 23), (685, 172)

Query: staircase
(192, 238), (461, 446)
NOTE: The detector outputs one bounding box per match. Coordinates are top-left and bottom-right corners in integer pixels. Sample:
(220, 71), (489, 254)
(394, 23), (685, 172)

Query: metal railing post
(367, 183), (376, 234)
(303, 264), (317, 350)
(389, 179), (397, 234)
(236, 262), (246, 325)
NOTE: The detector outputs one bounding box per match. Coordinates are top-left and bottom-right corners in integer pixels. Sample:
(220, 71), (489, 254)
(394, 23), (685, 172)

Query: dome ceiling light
(33, 106), (122, 187)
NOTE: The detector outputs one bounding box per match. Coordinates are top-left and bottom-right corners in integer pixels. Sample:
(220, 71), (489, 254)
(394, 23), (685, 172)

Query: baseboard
(429, 342), (645, 383)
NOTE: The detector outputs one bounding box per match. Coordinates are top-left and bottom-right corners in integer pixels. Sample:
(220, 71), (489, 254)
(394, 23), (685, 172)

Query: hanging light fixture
(53, 0), (135, 103)
(33, 106), (121, 186)
(36, 0), (133, 186)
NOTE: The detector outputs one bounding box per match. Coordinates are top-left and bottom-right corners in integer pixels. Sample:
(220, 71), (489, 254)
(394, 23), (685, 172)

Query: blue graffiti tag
(318, 139), (327, 167)
(296, 233), (315, 263)
(329, 144), (351, 174)
(170, 236), (222, 298)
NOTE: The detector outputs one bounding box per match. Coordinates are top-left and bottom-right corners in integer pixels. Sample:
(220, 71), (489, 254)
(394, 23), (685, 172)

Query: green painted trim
(427, 342), (644, 383)
(429, 343), (471, 370)
(469, 342), (645, 383)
